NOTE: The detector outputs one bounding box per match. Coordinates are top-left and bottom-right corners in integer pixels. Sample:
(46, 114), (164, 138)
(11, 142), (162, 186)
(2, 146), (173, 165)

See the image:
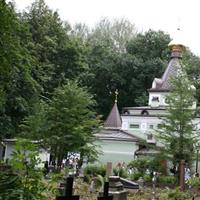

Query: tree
(0, 1), (39, 138)
(20, 0), (89, 95)
(21, 81), (101, 166)
(86, 29), (171, 118)
(157, 70), (199, 166)
(88, 17), (137, 53)
(183, 50), (200, 106)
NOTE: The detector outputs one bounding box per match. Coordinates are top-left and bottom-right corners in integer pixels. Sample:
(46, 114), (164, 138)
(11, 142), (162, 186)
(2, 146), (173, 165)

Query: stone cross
(56, 177), (79, 200)
(98, 182), (113, 200)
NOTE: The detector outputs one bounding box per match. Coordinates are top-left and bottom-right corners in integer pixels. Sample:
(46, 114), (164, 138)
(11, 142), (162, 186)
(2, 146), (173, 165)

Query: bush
(157, 176), (177, 184)
(84, 164), (106, 177)
(0, 139), (56, 200)
(164, 188), (191, 199)
(188, 177), (200, 187)
(128, 158), (149, 174)
(143, 175), (151, 182)
(113, 167), (128, 178)
(130, 172), (142, 181)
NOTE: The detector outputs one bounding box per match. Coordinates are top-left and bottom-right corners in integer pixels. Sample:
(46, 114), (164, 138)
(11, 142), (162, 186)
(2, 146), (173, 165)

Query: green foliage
(84, 164), (106, 177)
(0, 138), (55, 200)
(21, 80), (101, 165)
(128, 157), (151, 174)
(0, 171), (21, 200)
(113, 167), (128, 178)
(86, 29), (171, 118)
(143, 174), (151, 182)
(157, 176), (177, 184)
(88, 17), (137, 53)
(20, 101), (48, 140)
(95, 175), (105, 188)
(164, 188), (191, 200)
(157, 71), (198, 165)
(188, 177), (200, 187)
(20, 0), (89, 95)
(183, 50), (200, 106)
(2, 0), (200, 139)
(45, 81), (100, 164)
(130, 172), (142, 181)
(0, 1), (40, 138)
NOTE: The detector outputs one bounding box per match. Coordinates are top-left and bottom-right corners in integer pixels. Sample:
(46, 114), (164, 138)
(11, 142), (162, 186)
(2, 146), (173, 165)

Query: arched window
(141, 110), (149, 116)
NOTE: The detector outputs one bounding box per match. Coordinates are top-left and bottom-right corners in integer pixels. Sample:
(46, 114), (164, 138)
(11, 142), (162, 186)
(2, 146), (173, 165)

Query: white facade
(95, 140), (138, 165)
(3, 140), (50, 168)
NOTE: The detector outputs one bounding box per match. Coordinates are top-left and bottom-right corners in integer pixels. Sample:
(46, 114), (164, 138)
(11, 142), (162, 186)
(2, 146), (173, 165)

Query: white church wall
(149, 92), (169, 107)
(3, 142), (50, 168)
(121, 115), (163, 140)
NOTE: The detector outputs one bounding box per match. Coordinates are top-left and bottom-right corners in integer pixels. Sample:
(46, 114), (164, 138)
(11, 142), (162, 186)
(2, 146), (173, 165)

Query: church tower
(148, 30), (190, 108)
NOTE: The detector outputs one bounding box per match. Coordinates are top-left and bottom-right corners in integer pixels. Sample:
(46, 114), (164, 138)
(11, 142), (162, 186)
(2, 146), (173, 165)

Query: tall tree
(157, 71), (199, 166)
(21, 81), (100, 165)
(20, 0), (89, 95)
(88, 17), (137, 53)
(86, 29), (171, 117)
(0, 1), (39, 138)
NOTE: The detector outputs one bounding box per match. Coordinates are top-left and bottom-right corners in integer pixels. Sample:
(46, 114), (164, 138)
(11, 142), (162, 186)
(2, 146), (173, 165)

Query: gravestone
(106, 162), (112, 177)
(108, 176), (127, 200)
(56, 176), (79, 200)
(98, 182), (113, 200)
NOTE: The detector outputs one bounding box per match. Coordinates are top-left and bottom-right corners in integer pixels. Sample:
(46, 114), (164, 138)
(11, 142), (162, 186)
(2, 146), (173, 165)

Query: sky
(14, 0), (200, 56)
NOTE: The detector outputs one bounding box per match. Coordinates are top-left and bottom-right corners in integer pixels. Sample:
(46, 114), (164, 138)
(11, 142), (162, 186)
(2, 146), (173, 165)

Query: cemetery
(2, 0), (200, 199)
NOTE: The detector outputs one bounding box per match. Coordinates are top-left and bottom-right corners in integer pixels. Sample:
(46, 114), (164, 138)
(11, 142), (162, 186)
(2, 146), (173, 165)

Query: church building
(96, 34), (199, 165)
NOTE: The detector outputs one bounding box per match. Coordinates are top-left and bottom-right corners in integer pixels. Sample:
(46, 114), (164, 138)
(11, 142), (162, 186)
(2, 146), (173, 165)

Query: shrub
(113, 167), (128, 178)
(188, 177), (200, 187)
(0, 139), (56, 200)
(130, 172), (142, 181)
(84, 164), (106, 177)
(143, 175), (151, 182)
(128, 158), (149, 174)
(157, 176), (177, 184)
(165, 188), (191, 199)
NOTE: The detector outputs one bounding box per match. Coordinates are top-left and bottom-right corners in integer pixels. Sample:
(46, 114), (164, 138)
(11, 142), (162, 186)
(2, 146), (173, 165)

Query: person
(185, 166), (191, 183)
(195, 172), (199, 177)
(44, 161), (49, 176)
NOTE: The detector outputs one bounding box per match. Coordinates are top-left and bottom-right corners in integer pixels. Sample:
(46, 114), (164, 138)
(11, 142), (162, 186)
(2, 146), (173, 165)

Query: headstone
(98, 182), (113, 200)
(109, 176), (127, 200)
(106, 162), (112, 177)
(56, 177), (80, 200)
(137, 177), (144, 190)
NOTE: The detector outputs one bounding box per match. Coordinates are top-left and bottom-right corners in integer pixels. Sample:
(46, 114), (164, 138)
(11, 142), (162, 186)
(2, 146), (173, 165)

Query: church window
(157, 124), (162, 128)
(129, 124), (139, 129)
(141, 110), (149, 115)
(123, 110), (129, 115)
(152, 97), (159, 102)
(147, 134), (153, 140)
(149, 124), (154, 129)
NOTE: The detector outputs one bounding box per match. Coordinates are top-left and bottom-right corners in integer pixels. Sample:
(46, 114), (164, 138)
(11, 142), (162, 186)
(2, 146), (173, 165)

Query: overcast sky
(14, 0), (200, 56)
